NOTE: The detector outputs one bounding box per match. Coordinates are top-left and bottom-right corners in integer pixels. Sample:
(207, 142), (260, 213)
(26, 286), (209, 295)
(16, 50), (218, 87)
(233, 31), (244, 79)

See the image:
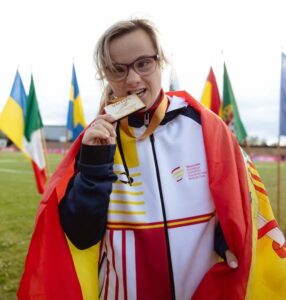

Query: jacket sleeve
(59, 144), (117, 250)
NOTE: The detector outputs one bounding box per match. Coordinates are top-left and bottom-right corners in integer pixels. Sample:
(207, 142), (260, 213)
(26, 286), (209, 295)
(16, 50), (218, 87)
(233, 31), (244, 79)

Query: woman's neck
(136, 89), (167, 119)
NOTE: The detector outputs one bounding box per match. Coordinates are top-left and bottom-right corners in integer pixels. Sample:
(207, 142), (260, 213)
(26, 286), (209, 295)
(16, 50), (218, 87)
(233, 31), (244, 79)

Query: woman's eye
(113, 65), (126, 74)
(137, 60), (150, 68)
(137, 60), (151, 69)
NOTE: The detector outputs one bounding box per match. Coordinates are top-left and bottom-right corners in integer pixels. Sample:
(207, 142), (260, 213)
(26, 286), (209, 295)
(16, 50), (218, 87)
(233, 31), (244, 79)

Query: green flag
(24, 75), (47, 194)
(25, 75), (43, 142)
(222, 63), (247, 143)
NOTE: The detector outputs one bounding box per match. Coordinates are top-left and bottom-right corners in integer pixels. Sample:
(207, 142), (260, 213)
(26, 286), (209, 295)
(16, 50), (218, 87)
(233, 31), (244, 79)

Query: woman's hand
(225, 249), (238, 269)
(82, 114), (116, 146)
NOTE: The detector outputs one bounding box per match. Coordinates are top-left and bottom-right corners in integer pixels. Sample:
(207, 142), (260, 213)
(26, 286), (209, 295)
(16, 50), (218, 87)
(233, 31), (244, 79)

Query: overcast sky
(0, 0), (286, 143)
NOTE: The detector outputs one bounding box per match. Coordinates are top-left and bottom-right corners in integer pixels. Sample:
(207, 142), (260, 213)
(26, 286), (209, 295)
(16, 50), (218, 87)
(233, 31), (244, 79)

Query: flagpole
(276, 135), (281, 223)
(64, 128), (70, 155)
(40, 128), (51, 179)
(276, 51), (285, 224)
(243, 138), (252, 159)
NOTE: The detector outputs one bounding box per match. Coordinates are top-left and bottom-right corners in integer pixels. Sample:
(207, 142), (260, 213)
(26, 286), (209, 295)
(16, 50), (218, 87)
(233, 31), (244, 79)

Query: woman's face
(107, 29), (162, 109)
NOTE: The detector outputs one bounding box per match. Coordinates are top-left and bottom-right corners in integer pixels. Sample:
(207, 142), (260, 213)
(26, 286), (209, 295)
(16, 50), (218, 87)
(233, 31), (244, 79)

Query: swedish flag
(67, 64), (86, 141)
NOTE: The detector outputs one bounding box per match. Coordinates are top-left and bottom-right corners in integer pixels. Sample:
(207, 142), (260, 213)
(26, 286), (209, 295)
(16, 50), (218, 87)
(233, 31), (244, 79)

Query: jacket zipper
(150, 133), (176, 300)
(144, 112), (150, 126)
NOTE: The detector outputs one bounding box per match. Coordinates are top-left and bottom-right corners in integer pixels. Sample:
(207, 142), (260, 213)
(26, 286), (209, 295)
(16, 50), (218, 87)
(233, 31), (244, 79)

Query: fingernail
(230, 261), (238, 269)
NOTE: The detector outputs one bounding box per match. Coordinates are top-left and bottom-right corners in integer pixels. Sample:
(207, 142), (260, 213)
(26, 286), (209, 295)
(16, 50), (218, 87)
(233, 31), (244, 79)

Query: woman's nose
(126, 67), (141, 84)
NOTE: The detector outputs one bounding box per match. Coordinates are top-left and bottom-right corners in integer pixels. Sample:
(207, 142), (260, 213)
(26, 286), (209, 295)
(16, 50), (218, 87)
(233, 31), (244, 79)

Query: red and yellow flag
(201, 67), (222, 116)
(18, 91), (286, 300)
(245, 159), (286, 299)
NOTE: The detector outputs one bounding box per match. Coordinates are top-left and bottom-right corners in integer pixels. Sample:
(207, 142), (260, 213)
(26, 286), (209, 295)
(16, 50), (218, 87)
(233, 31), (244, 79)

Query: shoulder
(166, 90), (212, 114)
(166, 90), (223, 124)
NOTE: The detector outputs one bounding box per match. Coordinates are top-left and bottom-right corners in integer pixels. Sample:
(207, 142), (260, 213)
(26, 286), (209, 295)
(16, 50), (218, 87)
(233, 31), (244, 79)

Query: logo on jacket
(171, 163), (207, 182)
(186, 163), (207, 180)
(171, 166), (185, 182)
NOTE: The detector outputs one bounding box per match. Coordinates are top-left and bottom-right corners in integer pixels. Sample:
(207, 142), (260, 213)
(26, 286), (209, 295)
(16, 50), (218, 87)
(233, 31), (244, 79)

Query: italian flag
(24, 75), (47, 194)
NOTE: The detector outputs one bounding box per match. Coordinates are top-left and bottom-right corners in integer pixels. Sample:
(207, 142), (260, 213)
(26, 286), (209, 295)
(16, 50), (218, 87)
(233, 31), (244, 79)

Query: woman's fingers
(82, 115), (117, 145)
(225, 249), (238, 269)
(94, 123), (112, 136)
(97, 114), (116, 125)
(93, 115), (116, 136)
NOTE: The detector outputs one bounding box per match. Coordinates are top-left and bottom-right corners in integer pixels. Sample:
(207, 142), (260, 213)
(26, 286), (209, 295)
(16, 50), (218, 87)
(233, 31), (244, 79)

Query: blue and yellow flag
(0, 70), (27, 153)
(67, 64), (86, 141)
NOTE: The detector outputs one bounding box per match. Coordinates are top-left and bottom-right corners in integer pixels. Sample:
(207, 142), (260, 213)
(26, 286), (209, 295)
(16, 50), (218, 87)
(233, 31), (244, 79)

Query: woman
(58, 19), (246, 300)
(20, 18), (285, 300)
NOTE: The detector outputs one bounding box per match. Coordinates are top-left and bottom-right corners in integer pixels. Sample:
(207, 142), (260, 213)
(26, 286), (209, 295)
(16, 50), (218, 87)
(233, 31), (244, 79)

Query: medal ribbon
(120, 94), (168, 140)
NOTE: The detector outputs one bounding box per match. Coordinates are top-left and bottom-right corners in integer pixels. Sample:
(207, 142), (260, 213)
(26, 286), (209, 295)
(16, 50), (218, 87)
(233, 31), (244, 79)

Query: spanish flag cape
(18, 91), (286, 300)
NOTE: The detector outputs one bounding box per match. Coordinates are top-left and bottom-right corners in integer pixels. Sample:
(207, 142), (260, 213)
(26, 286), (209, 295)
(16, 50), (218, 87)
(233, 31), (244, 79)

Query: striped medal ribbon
(120, 95), (168, 140)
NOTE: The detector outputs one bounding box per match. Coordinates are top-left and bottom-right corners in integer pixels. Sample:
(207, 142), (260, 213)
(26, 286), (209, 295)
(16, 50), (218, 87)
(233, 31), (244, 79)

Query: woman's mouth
(128, 88), (147, 98)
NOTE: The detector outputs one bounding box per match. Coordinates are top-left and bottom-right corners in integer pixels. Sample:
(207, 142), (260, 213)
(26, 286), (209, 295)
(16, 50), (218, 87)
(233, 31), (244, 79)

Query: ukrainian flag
(0, 71), (28, 153)
(67, 64), (86, 141)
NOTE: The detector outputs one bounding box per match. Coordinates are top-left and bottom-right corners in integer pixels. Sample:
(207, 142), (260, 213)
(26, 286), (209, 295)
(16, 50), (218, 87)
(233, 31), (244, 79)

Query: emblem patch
(171, 167), (185, 182)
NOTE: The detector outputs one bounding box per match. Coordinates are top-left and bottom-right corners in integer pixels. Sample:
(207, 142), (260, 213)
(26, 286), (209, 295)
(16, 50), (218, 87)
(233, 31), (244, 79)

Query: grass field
(0, 151), (285, 299)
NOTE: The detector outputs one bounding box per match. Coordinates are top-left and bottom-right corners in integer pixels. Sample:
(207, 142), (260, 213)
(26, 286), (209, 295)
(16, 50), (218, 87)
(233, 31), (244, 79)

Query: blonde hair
(94, 18), (168, 113)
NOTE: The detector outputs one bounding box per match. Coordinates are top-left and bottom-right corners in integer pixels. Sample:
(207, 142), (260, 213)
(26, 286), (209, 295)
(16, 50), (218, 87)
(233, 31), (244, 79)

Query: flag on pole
(279, 52), (286, 136)
(0, 70), (27, 153)
(25, 75), (47, 194)
(67, 64), (86, 141)
(0, 71), (47, 194)
(201, 67), (222, 116)
(222, 63), (247, 143)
